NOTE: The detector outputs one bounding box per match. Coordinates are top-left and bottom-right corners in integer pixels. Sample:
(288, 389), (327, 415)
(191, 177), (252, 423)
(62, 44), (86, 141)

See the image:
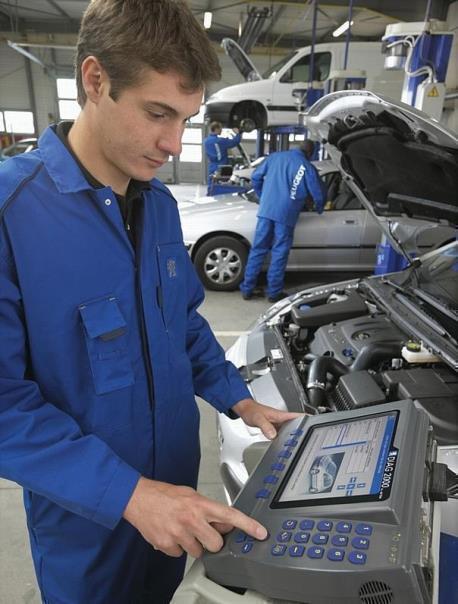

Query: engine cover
(309, 314), (405, 365)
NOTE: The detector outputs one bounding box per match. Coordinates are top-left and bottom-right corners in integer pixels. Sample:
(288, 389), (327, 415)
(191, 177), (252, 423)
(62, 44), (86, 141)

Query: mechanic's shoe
(241, 288), (264, 300)
(267, 291), (288, 303)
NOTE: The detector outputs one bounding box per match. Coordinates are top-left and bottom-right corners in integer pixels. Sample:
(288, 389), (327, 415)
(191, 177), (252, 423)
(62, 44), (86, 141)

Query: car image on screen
(309, 454), (341, 494)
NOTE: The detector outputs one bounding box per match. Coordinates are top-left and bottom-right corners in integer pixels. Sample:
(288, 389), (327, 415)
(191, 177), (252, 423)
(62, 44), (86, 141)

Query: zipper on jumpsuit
(124, 207), (157, 475)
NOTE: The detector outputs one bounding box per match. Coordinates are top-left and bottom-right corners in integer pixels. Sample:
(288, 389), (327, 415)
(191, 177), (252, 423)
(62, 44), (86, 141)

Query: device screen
(272, 411), (399, 508)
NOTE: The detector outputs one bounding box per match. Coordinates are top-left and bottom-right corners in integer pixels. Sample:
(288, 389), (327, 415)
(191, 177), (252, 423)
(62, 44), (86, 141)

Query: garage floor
(0, 182), (347, 602)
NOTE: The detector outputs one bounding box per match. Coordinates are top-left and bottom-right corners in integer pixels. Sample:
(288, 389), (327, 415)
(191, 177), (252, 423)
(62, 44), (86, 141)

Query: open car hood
(304, 91), (458, 260)
(221, 38), (262, 82)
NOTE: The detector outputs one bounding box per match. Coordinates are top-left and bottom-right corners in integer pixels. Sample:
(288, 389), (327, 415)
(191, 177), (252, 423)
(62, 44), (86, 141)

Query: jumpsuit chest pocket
(78, 296), (134, 395)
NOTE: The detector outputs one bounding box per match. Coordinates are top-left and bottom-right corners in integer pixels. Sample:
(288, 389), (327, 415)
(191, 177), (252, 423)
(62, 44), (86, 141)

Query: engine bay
(277, 284), (458, 445)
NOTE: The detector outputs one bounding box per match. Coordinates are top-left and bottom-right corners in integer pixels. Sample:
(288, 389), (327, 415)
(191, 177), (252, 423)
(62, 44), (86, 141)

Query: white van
(206, 39), (403, 129)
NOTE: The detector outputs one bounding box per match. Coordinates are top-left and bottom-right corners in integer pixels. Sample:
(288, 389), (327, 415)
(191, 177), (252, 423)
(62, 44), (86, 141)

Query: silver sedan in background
(179, 162), (452, 291)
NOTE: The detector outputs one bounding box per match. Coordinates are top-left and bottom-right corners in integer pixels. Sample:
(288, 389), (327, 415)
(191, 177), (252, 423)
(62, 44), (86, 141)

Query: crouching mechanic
(0, 1), (299, 603)
(240, 142), (325, 302)
(203, 121), (241, 184)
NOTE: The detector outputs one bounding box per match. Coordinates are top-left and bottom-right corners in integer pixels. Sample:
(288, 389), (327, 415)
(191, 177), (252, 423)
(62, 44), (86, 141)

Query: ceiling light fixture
(204, 11), (212, 29)
(332, 20), (354, 38)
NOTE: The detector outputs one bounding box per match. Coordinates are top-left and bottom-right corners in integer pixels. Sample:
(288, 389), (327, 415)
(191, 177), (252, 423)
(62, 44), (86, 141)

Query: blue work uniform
(203, 131), (241, 180)
(0, 125), (251, 604)
(240, 148), (325, 299)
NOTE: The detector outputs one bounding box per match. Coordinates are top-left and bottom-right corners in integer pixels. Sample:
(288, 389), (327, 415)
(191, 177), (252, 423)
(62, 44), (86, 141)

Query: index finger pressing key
(227, 507), (268, 541)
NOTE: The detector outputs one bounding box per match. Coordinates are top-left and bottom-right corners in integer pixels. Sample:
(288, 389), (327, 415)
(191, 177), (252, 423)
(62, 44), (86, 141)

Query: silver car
(216, 91), (458, 504)
(179, 162), (452, 292)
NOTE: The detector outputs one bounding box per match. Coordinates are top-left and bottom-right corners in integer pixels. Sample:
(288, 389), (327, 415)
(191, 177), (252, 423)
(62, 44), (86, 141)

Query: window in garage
(1, 110), (34, 134)
(56, 78), (80, 120)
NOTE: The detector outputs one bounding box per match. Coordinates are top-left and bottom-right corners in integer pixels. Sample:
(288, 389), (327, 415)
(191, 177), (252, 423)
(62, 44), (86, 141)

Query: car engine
(278, 284), (458, 445)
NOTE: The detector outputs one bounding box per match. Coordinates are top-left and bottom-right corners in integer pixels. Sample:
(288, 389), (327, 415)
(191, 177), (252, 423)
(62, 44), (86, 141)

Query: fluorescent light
(204, 11), (212, 29)
(332, 20), (354, 37)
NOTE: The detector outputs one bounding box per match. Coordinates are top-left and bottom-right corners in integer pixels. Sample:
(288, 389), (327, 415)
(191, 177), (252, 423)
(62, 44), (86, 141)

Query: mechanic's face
(85, 61), (202, 188)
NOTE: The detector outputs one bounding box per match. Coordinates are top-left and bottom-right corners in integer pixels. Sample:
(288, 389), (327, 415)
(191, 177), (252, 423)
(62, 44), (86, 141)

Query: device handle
(171, 559), (276, 604)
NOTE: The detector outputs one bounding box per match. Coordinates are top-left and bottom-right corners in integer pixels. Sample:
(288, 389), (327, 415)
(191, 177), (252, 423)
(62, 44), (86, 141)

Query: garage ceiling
(0, 0), (454, 50)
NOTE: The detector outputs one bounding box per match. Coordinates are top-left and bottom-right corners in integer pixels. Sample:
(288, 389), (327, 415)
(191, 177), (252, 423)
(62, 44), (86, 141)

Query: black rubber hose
(306, 356), (349, 408)
(350, 342), (403, 372)
(305, 342), (403, 408)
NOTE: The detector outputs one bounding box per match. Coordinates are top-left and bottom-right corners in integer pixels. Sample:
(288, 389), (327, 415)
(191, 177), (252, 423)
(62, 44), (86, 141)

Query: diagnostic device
(202, 400), (438, 603)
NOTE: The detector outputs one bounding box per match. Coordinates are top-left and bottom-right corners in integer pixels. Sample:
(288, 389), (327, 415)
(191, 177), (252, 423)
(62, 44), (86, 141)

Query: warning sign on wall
(427, 86), (440, 98)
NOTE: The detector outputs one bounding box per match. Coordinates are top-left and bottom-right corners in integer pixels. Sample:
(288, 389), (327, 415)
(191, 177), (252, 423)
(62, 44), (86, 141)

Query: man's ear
(81, 56), (109, 104)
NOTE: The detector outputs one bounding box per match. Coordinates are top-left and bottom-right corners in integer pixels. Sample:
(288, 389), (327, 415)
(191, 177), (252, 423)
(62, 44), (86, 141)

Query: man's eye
(148, 112), (167, 120)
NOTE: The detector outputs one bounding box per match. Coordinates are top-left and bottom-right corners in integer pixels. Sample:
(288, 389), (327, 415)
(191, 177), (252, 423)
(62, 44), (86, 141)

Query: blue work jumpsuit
(240, 148), (325, 299)
(203, 131), (241, 180)
(0, 126), (251, 603)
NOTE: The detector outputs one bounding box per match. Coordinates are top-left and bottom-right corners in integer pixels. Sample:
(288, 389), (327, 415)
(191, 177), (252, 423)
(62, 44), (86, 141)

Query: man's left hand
(231, 398), (303, 440)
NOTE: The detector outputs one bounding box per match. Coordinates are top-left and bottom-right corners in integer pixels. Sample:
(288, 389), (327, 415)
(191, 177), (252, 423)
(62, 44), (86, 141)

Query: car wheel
(194, 236), (248, 291)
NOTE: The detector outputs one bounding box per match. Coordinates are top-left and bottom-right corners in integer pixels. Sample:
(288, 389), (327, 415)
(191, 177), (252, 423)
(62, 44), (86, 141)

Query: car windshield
(263, 51), (298, 79)
(385, 241), (458, 335)
(402, 242), (457, 306)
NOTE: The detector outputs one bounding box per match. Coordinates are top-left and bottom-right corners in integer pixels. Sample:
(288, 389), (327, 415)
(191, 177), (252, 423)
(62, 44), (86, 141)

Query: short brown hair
(210, 121), (222, 133)
(75, 0), (221, 106)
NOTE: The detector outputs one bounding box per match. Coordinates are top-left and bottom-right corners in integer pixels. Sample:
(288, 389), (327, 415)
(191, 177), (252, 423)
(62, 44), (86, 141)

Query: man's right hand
(123, 477), (267, 558)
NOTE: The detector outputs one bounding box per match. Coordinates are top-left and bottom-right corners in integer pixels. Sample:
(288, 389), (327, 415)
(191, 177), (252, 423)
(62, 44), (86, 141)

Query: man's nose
(157, 126), (183, 157)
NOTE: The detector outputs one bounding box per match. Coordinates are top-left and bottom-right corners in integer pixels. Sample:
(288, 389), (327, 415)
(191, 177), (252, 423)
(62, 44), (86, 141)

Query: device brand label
(379, 448), (398, 499)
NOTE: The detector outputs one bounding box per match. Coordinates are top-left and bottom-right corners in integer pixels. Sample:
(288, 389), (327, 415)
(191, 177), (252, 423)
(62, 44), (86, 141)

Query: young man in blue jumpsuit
(240, 143), (325, 302)
(0, 2), (299, 602)
(203, 121), (241, 184)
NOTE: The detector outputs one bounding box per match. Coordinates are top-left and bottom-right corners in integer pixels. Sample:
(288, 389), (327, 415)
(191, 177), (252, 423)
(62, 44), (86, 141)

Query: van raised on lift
(206, 39), (403, 129)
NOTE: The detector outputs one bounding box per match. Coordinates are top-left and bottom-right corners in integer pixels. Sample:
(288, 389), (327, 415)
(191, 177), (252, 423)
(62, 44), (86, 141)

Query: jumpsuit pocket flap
(79, 297), (127, 340)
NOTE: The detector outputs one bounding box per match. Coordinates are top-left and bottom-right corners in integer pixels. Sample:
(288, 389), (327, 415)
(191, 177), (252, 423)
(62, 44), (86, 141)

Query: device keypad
(270, 519), (371, 563)
(235, 519), (373, 563)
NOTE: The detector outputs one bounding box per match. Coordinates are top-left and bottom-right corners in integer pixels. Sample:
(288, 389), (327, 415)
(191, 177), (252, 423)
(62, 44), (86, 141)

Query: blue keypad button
(290, 429), (303, 436)
(352, 537), (370, 550)
(289, 545), (305, 557)
(317, 520), (333, 531)
(299, 519), (315, 531)
(332, 535), (348, 547)
(336, 521), (352, 533)
(241, 542), (253, 554)
(307, 546), (324, 559)
(255, 489), (271, 499)
(277, 531), (292, 543)
(282, 520), (297, 530)
(271, 544), (287, 556)
(278, 449), (292, 459)
(284, 439), (298, 447)
(264, 475), (278, 484)
(294, 532), (310, 544)
(349, 551), (367, 565)
(355, 524), (373, 536)
(312, 533), (328, 545)
(271, 462), (285, 471)
(327, 548), (345, 562)
(235, 531), (247, 543)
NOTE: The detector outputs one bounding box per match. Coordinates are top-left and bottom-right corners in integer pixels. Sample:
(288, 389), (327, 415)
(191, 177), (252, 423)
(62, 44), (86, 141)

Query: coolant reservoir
(401, 340), (440, 363)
